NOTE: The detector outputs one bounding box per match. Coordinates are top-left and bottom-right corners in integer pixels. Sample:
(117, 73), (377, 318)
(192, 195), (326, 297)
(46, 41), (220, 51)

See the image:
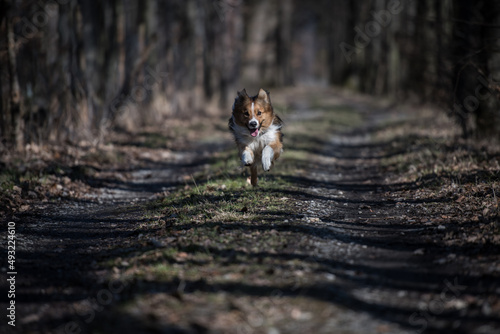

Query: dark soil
(1, 87), (499, 334)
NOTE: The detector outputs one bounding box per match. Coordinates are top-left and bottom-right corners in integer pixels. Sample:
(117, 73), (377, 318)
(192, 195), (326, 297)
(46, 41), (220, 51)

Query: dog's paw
(262, 146), (274, 171)
(242, 150), (254, 166)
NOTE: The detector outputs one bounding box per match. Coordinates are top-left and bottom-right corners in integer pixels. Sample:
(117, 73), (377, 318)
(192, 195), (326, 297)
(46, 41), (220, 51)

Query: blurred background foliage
(1, 0), (500, 151)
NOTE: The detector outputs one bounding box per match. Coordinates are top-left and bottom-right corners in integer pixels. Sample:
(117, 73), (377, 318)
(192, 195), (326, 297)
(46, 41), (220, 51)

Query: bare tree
(5, 0), (24, 151)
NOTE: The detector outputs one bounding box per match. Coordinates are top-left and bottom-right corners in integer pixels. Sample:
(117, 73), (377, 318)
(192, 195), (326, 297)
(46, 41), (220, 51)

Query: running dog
(228, 88), (283, 186)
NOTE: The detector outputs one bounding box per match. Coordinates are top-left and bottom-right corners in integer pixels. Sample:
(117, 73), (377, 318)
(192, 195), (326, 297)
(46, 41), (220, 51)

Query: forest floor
(1, 87), (500, 334)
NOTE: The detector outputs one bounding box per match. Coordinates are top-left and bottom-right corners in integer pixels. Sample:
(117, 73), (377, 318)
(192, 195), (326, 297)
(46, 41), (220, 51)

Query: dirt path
(3, 88), (500, 334)
(3, 140), (227, 332)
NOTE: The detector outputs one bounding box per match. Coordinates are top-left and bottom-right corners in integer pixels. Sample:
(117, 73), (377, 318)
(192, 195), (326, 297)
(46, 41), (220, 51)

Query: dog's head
(232, 88), (274, 137)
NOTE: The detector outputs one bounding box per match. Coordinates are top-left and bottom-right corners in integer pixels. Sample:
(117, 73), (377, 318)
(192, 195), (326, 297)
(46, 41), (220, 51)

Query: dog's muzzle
(248, 119), (260, 137)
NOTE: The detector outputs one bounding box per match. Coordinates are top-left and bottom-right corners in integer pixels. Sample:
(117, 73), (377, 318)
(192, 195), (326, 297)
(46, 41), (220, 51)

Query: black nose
(249, 120), (258, 128)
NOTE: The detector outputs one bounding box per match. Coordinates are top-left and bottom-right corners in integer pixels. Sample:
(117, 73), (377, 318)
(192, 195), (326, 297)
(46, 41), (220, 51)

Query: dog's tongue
(250, 128), (259, 137)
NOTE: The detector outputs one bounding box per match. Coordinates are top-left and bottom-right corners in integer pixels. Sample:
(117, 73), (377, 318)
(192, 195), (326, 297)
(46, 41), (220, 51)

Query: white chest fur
(230, 116), (281, 153)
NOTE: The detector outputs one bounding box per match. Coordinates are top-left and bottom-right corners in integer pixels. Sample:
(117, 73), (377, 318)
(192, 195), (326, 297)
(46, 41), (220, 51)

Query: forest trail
(4, 87), (500, 334)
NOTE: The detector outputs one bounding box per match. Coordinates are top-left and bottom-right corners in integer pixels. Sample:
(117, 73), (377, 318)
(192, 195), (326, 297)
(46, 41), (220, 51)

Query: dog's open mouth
(249, 128), (259, 137)
(248, 125), (261, 137)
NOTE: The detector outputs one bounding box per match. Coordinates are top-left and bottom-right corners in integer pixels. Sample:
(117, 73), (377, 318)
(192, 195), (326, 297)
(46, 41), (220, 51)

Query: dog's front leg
(262, 146), (274, 171)
(262, 140), (283, 171)
(241, 148), (254, 166)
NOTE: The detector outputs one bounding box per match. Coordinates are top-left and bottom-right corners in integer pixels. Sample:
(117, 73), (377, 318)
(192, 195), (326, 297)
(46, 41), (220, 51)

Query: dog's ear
(237, 89), (248, 99)
(257, 88), (270, 103)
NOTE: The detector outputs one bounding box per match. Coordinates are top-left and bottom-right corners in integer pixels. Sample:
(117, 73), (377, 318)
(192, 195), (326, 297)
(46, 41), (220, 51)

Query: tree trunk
(276, 0), (293, 86)
(0, 1), (7, 143)
(476, 0), (500, 138)
(6, 3), (24, 151)
(452, 1), (482, 138)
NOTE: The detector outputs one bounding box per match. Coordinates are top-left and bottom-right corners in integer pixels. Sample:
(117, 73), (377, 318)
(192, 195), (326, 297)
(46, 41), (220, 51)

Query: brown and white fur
(229, 88), (283, 186)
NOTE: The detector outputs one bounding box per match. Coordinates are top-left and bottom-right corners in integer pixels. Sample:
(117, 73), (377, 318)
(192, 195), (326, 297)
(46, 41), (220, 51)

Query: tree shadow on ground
(12, 109), (500, 334)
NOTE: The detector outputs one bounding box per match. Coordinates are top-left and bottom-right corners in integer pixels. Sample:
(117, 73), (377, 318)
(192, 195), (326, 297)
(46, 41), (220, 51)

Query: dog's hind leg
(250, 164), (258, 186)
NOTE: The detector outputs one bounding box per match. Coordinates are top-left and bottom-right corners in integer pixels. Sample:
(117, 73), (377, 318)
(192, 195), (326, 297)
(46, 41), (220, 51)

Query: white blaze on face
(250, 102), (258, 126)
(249, 102), (260, 137)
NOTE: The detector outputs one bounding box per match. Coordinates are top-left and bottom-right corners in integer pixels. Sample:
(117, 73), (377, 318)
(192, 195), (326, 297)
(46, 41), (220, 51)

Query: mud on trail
(2, 87), (500, 334)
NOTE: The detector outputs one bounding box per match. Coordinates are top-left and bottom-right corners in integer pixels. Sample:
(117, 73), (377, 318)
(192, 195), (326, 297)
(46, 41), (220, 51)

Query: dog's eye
(244, 111), (249, 117)
(257, 110), (262, 116)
